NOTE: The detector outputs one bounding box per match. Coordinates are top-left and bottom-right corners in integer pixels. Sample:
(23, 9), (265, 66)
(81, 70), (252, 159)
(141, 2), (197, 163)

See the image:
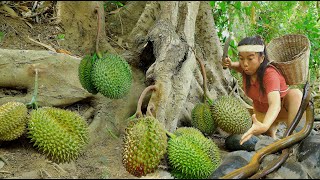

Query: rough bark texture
(56, 1), (116, 55)
(0, 1), (246, 133)
(124, 1), (238, 132)
(0, 48), (92, 107)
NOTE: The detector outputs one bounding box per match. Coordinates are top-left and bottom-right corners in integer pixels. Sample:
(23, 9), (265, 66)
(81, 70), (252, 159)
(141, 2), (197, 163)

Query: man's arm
(240, 91), (281, 145)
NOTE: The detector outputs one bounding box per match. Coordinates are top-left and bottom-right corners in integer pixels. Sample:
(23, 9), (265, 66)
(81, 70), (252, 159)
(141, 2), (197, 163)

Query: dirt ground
(0, 3), (227, 178)
(2, 2), (317, 179)
(0, 2), (142, 178)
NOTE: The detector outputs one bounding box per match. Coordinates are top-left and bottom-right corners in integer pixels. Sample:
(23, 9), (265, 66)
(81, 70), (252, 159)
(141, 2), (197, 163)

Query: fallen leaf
(56, 49), (72, 55)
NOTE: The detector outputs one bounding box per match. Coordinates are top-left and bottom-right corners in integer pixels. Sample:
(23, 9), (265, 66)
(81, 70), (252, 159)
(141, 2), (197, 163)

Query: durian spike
(26, 68), (39, 109)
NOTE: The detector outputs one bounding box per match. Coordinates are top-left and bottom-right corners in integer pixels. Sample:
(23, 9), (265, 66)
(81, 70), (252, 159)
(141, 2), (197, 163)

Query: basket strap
(267, 62), (285, 77)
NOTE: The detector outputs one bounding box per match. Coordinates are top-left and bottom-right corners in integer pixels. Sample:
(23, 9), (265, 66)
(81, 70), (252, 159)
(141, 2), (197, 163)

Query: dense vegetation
(211, 1), (319, 83)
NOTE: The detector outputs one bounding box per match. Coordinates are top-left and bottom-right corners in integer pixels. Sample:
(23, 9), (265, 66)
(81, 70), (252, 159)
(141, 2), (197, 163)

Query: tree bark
(56, 1), (116, 55)
(0, 48), (92, 107)
(133, 1), (237, 132)
(20, 1), (248, 133)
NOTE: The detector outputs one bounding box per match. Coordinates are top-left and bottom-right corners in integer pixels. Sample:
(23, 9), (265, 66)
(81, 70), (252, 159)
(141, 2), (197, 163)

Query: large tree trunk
(120, 1), (238, 132)
(54, 1), (246, 132)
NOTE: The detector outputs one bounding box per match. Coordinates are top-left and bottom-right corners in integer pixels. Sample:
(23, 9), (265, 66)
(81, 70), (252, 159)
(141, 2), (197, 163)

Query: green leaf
(0, 31), (4, 42)
(57, 34), (65, 40)
(234, 1), (241, 10)
(219, 2), (226, 12)
(210, 1), (215, 8)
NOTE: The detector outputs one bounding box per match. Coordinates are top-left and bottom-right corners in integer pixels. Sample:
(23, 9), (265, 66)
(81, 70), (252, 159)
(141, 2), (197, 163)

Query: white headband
(237, 45), (264, 52)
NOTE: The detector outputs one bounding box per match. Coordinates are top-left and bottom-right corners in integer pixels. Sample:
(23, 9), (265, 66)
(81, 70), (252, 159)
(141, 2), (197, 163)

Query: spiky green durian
(167, 132), (221, 179)
(191, 103), (217, 135)
(92, 53), (132, 99)
(27, 107), (89, 163)
(78, 54), (98, 94)
(174, 127), (205, 138)
(122, 116), (167, 177)
(210, 96), (252, 134)
(0, 102), (28, 141)
(0, 122), (27, 141)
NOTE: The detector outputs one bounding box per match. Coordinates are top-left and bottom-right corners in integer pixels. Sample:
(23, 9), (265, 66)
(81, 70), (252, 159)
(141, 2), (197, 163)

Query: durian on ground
(191, 103), (217, 136)
(122, 116), (168, 177)
(167, 127), (221, 179)
(0, 101), (29, 141)
(210, 95), (252, 134)
(27, 107), (89, 164)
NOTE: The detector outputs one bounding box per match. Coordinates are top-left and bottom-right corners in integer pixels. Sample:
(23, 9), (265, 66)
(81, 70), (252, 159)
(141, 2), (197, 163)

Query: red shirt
(242, 65), (289, 112)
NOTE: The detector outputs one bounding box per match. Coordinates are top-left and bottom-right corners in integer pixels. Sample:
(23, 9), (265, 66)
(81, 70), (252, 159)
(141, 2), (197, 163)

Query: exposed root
(0, 156), (9, 165)
(40, 168), (52, 178)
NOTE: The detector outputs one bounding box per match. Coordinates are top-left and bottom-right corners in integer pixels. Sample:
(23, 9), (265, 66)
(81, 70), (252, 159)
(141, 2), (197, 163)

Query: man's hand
(240, 114), (268, 145)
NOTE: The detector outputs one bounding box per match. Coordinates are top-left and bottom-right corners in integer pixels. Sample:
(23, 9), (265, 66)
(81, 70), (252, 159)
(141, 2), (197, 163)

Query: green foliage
(0, 31), (5, 42)
(56, 34), (65, 40)
(104, 1), (124, 11)
(211, 1), (319, 82)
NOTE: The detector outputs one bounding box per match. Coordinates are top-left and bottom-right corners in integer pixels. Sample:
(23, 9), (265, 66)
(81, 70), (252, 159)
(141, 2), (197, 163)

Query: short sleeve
(263, 68), (281, 95)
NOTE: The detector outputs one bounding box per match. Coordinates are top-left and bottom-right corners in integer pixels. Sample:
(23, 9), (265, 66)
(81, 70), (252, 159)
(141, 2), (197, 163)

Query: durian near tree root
(191, 103), (216, 135)
(173, 126), (205, 138)
(0, 102), (28, 141)
(92, 53), (132, 99)
(27, 107), (89, 164)
(122, 85), (168, 177)
(78, 6), (132, 99)
(122, 116), (167, 177)
(167, 127), (221, 179)
(210, 96), (252, 134)
(78, 54), (99, 94)
(190, 48), (216, 136)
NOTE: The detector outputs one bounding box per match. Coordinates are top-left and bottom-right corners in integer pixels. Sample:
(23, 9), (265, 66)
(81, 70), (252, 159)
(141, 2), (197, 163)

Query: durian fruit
(78, 54), (98, 94)
(0, 102), (28, 141)
(210, 96), (252, 134)
(122, 116), (167, 177)
(27, 107), (89, 163)
(174, 126), (204, 138)
(167, 129), (221, 179)
(92, 53), (132, 99)
(191, 103), (217, 135)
